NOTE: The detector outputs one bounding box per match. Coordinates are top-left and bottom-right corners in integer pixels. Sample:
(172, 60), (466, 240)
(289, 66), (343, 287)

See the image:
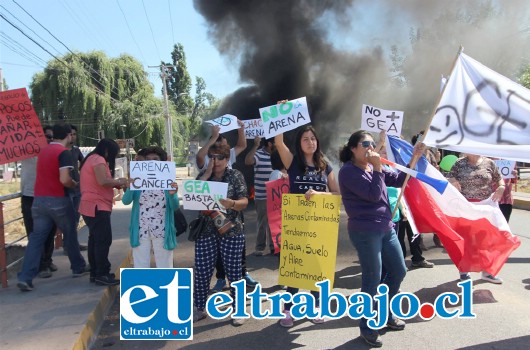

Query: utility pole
(149, 64), (175, 161)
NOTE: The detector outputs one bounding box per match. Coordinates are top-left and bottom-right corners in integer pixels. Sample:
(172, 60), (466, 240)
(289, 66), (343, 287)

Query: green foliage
(519, 65), (530, 89)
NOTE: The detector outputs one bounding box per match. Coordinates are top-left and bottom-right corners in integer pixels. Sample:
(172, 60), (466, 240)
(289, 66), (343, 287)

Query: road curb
(72, 250), (133, 350)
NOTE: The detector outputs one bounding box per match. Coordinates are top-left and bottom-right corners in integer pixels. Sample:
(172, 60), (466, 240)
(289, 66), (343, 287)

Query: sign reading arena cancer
(278, 194), (341, 291)
(182, 180), (228, 211)
(0, 88), (48, 164)
(129, 161), (176, 190)
(259, 97), (311, 138)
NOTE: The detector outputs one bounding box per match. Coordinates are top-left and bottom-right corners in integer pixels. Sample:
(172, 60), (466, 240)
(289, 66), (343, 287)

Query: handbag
(188, 214), (210, 242)
(174, 207), (188, 237)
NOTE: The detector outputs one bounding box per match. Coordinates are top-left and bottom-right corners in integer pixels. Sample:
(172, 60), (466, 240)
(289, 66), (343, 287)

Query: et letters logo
(120, 268), (193, 340)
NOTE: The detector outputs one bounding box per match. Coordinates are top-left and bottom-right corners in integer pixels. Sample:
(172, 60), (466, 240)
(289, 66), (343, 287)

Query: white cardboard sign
(129, 161), (176, 190)
(259, 97), (310, 138)
(205, 114), (240, 134)
(182, 180), (228, 211)
(361, 104), (404, 136)
(494, 159), (516, 179)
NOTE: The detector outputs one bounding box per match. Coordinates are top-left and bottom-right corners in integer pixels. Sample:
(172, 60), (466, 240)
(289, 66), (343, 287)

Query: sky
(0, 0), (241, 98)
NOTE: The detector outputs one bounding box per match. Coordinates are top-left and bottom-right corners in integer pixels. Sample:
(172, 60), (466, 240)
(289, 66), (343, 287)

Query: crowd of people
(15, 117), (518, 347)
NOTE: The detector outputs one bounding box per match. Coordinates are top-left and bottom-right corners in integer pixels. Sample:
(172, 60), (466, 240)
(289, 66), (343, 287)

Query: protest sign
(259, 97), (310, 138)
(243, 118), (264, 139)
(278, 194), (341, 291)
(205, 114), (239, 134)
(182, 180), (228, 211)
(129, 161), (176, 190)
(361, 104), (404, 136)
(266, 178), (290, 254)
(494, 159), (516, 179)
(0, 88), (48, 164)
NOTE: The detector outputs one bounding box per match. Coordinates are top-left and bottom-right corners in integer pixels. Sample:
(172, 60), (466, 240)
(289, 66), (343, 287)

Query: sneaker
(90, 273), (115, 283)
(279, 310), (294, 328)
(17, 281), (34, 292)
(481, 272), (503, 284)
(232, 317), (246, 326)
(49, 263), (58, 272)
(411, 260), (435, 268)
(311, 308), (325, 324)
(460, 273), (471, 281)
(253, 250), (264, 256)
(210, 279), (227, 293)
(38, 268), (52, 279)
(94, 274), (120, 286)
(386, 317), (406, 330)
(244, 273), (258, 287)
(193, 308), (207, 323)
(72, 265), (91, 278)
(361, 331), (382, 347)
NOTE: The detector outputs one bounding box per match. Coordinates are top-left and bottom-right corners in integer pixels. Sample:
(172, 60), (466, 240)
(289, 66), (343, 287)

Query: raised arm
(244, 136), (261, 165)
(274, 133), (293, 170)
(233, 119), (247, 156)
(196, 125), (220, 169)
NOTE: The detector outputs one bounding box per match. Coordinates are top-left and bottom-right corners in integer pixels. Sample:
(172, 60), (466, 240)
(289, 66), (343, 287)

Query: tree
(30, 51), (163, 146)
(519, 64), (530, 89)
(162, 43), (194, 114)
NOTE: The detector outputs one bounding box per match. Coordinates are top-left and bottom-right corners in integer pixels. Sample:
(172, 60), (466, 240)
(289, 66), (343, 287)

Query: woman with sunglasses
(274, 124), (340, 328)
(338, 130), (424, 347)
(193, 143), (248, 326)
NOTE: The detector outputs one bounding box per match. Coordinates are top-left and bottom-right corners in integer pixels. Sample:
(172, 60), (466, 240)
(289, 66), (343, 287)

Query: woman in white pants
(122, 146), (180, 268)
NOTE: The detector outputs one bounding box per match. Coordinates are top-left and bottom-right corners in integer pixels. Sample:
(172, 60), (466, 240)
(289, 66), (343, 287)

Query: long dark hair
(294, 125), (327, 173)
(339, 130), (372, 163)
(80, 138), (120, 177)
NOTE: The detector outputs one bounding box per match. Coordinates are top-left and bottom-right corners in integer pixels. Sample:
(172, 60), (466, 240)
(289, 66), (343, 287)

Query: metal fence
(0, 192), (23, 288)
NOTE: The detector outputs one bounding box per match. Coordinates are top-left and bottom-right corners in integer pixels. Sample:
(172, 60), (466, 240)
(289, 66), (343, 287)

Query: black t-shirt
(287, 155), (332, 194)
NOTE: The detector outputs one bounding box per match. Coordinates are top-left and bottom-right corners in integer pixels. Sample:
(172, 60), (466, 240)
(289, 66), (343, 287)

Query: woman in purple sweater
(338, 130), (424, 347)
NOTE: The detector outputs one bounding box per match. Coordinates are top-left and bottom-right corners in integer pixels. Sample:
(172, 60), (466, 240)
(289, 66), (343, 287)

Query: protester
(122, 146), (180, 268)
(65, 124), (87, 254)
(447, 154), (505, 284)
(193, 143), (248, 327)
(79, 138), (127, 286)
(196, 122), (257, 291)
(17, 124), (89, 292)
(244, 136), (274, 256)
(274, 124), (340, 328)
(338, 129), (426, 347)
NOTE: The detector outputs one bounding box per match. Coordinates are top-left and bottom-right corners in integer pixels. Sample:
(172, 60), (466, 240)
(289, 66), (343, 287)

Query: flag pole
(390, 46), (464, 219)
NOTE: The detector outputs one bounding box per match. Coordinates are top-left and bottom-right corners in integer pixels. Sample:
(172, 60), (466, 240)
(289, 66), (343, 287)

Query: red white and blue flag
(386, 135), (520, 276)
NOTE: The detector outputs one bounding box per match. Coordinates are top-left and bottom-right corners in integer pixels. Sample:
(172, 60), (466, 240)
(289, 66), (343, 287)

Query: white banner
(243, 118), (265, 139)
(424, 52), (530, 162)
(361, 104), (404, 136)
(494, 159), (516, 179)
(129, 161), (176, 190)
(205, 114), (240, 134)
(259, 97), (311, 138)
(181, 180), (228, 211)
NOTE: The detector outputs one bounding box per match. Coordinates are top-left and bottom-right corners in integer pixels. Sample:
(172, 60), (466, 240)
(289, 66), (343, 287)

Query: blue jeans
(348, 228), (406, 334)
(18, 197), (86, 283)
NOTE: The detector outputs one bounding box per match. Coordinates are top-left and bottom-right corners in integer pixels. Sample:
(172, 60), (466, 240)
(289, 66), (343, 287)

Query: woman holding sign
(274, 124), (340, 328)
(338, 130), (425, 347)
(122, 146), (180, 268)
(79, 139), (127, 286)
(193, 143), (249, 326)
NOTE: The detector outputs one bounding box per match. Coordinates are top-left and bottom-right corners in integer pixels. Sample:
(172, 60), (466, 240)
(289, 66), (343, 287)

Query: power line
(168, 0), (175, 45)
(141, 0), (161, 62)
(116, 0), (147, 65)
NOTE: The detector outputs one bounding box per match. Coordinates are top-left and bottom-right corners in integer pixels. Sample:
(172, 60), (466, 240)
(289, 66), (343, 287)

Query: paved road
(92, 205), (530, 350)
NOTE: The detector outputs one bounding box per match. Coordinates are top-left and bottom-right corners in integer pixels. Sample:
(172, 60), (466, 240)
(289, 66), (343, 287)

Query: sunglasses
(45, 135), (53, 140)
(360, 140), (377, 148)
(208, 154), (226, 161)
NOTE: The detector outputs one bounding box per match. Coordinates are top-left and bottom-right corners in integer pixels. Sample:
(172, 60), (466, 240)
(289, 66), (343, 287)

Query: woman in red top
(79, 139), (127, 286)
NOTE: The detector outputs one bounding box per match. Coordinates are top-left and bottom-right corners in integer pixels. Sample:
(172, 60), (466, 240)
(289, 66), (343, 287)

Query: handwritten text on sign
(278, 194), (341, 291)
(243, 118), (264, 139)
(0, 88), (47, 164)
(182, 180), (228, 211)
(361, 104), (404, 136)
(205, 114), (239, 134)
(259, 97), (310, 138)
(129, 161), (176, 190)
(494, 159), (516, 179)
(266, 178), (290, 254)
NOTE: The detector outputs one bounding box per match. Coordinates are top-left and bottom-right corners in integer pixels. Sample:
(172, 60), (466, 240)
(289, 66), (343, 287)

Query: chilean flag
(386, 135), (520, 276)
